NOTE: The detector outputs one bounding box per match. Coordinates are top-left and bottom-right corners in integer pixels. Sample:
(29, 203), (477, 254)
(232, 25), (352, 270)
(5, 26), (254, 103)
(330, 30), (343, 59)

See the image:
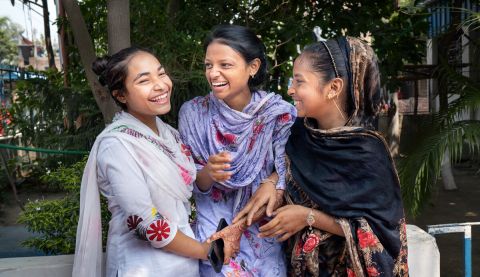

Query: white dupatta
(72, 112), (195, 277)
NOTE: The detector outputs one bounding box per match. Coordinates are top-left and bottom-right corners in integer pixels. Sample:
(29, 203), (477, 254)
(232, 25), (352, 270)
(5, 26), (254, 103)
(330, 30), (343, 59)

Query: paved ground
(408, 162), (480, 277)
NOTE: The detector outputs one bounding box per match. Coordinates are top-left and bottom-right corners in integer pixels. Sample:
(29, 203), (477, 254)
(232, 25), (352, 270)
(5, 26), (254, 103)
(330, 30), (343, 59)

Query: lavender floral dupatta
(179, 91), (296, 191)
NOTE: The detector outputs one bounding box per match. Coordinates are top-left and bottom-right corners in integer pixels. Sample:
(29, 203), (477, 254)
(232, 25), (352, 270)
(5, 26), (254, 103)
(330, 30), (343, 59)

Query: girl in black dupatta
(258, 37), (409, 276)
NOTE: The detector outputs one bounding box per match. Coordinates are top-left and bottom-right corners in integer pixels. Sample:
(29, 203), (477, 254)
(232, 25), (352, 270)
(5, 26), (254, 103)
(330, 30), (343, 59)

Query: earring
(250, 73), (255, 79)
(327, 91), (337, 99)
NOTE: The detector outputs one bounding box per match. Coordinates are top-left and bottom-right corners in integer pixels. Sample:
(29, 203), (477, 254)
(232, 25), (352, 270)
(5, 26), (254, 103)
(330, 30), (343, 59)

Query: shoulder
(179, 95), (211, 116)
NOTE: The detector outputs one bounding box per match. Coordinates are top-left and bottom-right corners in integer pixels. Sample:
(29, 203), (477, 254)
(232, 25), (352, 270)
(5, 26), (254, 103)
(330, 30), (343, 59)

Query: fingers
(246, 199), (267, 226)
(233, 201), (254, 223)
(210, 152), (232, 164)
(259, 224), (284, 238)
(258, 217), (279, 233)
(210, 171), (232, 182)
(207, 232), (221, 243)
(266, 194), (276, 217)
(277, 232), (292, 242)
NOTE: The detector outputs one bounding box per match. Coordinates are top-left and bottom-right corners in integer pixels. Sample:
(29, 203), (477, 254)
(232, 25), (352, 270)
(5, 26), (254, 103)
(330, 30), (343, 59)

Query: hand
(205, 152), (232, 183)
(258, 205), (309, 242)
(207, 219), (246, 264)
(233, 182), (284, 226)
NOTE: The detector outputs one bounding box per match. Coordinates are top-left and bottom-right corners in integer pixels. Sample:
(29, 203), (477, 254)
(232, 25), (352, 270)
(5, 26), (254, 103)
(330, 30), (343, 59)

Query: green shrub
(18, 158), (110, 255)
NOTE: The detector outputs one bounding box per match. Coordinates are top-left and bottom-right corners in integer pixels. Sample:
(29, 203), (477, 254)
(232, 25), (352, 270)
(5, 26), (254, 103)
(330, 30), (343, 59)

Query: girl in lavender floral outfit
(179, 25), (296, 276)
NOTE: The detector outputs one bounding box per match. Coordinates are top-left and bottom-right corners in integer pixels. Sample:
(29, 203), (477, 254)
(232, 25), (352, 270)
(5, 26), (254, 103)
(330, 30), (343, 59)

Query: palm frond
(399, 120), (480, 216)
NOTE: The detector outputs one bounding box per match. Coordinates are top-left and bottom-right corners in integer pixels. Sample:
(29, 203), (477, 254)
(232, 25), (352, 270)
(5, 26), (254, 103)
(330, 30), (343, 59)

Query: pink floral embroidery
(248, 120), (265, 152)
(216, 130), (236, 146)
(181, 144), (192, 160)
(302, 233), (320, 253)
(178, 165), (193, 185)
(211, 187), (223, 202)
(146, 219), (171, 241)
(229, 260), (241, 271)
(347, 268), (356, 277)
(277, 113), (291, 123)
(357, 229), (379, 249)
(126, 215), (143, 231)
(366, 266), (380, 276)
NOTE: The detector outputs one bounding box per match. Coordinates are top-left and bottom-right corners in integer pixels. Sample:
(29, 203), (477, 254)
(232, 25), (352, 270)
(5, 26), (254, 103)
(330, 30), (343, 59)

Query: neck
(314, 111), (347, 130)
(223, 89), (252, 112)
(127, 110), (159, 135)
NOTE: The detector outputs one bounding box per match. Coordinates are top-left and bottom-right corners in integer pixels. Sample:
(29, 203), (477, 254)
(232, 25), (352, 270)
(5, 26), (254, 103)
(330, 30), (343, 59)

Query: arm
(98, 139), (209, 260)
(258, 205), (344, 242)
(208, 186), (284, 264)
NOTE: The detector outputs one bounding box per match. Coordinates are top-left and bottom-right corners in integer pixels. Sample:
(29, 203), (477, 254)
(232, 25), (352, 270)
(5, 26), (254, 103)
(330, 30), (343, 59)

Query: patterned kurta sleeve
(97, 138), (178, 248)
(272, 109), (296, 190)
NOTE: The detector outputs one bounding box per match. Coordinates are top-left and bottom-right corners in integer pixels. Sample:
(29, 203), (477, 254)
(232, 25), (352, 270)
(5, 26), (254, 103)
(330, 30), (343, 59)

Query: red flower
(277, 113), (291, 123)
(366, 266), (380, 276)
(247, 137), (256, 153)
(253, 123), (264, 135)
(357, 229), (379, 249)
(215, 131), (236, 145)
(302, 233), (320, 253)
(126, 215), (143, 231)
(347, 268), (356, 277)
(146, 219), (171, 241)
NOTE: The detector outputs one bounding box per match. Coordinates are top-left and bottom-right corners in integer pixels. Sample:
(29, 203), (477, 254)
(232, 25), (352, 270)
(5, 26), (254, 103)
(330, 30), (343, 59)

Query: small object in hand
(208, 218), (229, 273)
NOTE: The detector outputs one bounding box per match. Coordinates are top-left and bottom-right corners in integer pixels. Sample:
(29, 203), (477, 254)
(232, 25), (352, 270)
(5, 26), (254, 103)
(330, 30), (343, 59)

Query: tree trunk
(58, 0), (69, 87)
(60, 0), (120, 124)
(441, 149), (458, 190)
(42, 0), (56, 70)
(388, 91), (402, 157)
(107, 0), (130, 54)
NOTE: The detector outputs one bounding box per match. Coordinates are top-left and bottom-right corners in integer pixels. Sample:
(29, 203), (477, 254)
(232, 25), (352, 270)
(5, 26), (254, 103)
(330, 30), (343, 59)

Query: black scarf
(286, 118), (404, 258)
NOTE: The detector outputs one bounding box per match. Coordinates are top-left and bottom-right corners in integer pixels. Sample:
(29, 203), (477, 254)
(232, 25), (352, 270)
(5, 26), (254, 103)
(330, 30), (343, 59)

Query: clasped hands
(203, 152), (309, 264)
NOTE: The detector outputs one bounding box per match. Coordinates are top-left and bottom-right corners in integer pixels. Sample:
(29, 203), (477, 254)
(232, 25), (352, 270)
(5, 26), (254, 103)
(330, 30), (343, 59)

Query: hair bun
(92, 56), (110, 86)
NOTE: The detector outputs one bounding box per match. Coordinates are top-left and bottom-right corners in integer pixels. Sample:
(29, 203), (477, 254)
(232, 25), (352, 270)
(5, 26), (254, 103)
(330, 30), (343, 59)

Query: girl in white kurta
(72, 47), (209, 277)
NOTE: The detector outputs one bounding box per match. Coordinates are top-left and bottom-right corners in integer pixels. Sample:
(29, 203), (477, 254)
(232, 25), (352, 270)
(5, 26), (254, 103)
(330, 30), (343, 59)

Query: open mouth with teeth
(149, 93), (169, 104)
(211, 82), (228, 88)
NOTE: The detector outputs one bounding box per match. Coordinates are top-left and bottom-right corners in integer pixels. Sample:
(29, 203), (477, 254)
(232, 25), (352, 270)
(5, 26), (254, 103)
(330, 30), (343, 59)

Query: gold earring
(250, 73), (255, 79)
(327, 91), (337, 99)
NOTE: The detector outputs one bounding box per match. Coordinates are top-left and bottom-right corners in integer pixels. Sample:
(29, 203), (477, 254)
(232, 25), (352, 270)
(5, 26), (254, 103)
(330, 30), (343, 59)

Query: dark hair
(302, 40), (347, 84)
(301, 39), (352, 116)
(92, 46), (154, 110)
(302, 38), (382, 123)
(203, 25), (268, 90)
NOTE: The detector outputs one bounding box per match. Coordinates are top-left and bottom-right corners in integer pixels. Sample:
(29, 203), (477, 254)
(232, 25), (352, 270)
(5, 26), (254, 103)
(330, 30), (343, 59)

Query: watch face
(306, 210), (315, 226)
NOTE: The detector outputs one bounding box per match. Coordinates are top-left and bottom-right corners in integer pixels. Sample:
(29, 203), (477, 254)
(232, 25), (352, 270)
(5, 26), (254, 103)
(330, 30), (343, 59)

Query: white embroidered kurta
(73, 112), (199, 277)
(97, 138), (199, 277)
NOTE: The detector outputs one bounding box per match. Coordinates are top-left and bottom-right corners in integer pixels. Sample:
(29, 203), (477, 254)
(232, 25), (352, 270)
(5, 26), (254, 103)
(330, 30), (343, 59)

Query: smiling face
(204, 41), (259, 111)
(115, 52), (173, 123)
(288, 55), (330, 119)
(288, 54), (346, 129)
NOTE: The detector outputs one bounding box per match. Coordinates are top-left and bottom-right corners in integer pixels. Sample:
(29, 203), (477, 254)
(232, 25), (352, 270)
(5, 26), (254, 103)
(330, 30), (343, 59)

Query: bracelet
(306, 209), (315, 230)
(261, 178), (276, 185)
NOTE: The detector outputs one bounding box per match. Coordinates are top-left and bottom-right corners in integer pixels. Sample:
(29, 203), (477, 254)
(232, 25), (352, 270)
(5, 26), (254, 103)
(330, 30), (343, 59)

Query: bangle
(306, 209), (315, 230)
(261, 178), (276, 185)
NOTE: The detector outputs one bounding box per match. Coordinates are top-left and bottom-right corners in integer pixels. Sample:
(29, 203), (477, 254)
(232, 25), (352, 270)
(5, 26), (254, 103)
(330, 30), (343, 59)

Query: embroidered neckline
(111, 125), (176, 160)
